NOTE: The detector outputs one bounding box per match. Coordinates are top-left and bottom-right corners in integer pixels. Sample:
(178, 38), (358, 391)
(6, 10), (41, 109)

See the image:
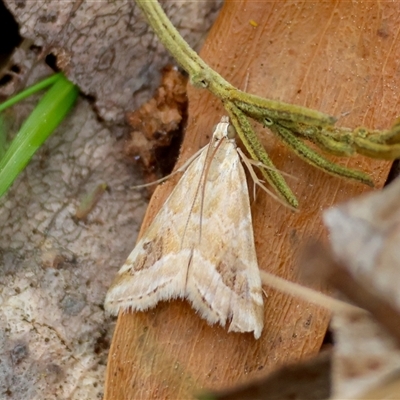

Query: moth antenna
(179, 135), (214, 247)
(180, 153), (207, 247)
(131, 146), (205, 189)
(245, 157), (297, 180)
(186, 134), (225, 245)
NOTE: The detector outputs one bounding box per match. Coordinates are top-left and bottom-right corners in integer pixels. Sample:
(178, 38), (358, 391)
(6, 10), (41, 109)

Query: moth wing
(105, 147), (209, 314)
(185, 141), (264, 339)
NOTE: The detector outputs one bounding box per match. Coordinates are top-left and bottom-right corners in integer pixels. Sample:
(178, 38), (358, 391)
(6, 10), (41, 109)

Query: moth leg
(132, 145), (205, 189)
(236, 147), (297, 210)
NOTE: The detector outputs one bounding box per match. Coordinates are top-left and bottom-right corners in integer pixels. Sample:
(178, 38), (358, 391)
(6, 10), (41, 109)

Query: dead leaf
(125, 65), (187, 184)
(323, 177), (400, 398)
(105, 1), (399, 398)
(200, 351), (331, 400)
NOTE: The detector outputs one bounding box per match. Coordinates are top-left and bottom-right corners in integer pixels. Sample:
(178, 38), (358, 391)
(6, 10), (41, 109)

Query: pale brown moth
(105, 117), (266, 338)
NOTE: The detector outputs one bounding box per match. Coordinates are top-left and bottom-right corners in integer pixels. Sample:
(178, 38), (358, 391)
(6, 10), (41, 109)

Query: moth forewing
(105, 116), (264, 339)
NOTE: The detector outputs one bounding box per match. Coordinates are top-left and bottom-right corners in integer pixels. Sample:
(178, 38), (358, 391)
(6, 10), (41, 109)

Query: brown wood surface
(104, 2), (400, 399)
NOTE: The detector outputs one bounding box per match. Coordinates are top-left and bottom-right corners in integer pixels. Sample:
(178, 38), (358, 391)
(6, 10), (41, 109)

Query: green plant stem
(135, 0), (396, 206)
(269, 123), (373, 186)
(135, 0), (334, 127)
(225, 101), (298, 207)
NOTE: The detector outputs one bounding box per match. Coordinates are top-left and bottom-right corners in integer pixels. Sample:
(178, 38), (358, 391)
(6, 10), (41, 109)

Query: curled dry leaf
(323, 177), (400, 398)
(199, 351), (331, 400)
(125, 65), (187, 184)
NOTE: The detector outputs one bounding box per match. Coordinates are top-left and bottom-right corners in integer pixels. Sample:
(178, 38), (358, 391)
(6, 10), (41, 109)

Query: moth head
(212, 123), (227, 140)
(212, 117), (234, 142)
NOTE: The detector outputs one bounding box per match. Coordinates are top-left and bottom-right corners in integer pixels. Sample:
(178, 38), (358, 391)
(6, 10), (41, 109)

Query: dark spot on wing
(137, 280), (172, 299)
(216, 259), (250, 299)
(132, 236), (164, 272)
(216, 261), (237, 290)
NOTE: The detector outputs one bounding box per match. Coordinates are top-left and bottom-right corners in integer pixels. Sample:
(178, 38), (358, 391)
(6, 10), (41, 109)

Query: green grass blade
(0, 73), (62, 113)
(0, 74), (79, 197)
(0, 116), (6, 159)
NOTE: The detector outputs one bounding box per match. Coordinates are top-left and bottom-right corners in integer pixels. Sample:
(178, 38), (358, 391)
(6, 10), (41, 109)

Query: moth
(105, 116), (265, 338)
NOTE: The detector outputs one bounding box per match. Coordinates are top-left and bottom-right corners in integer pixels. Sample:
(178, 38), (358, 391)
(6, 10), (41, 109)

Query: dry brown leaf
(125, 65), (187, 184)
(105, 1), (399, 398)
(323, 177), (400, 398)
(200, 351), (331, 400)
